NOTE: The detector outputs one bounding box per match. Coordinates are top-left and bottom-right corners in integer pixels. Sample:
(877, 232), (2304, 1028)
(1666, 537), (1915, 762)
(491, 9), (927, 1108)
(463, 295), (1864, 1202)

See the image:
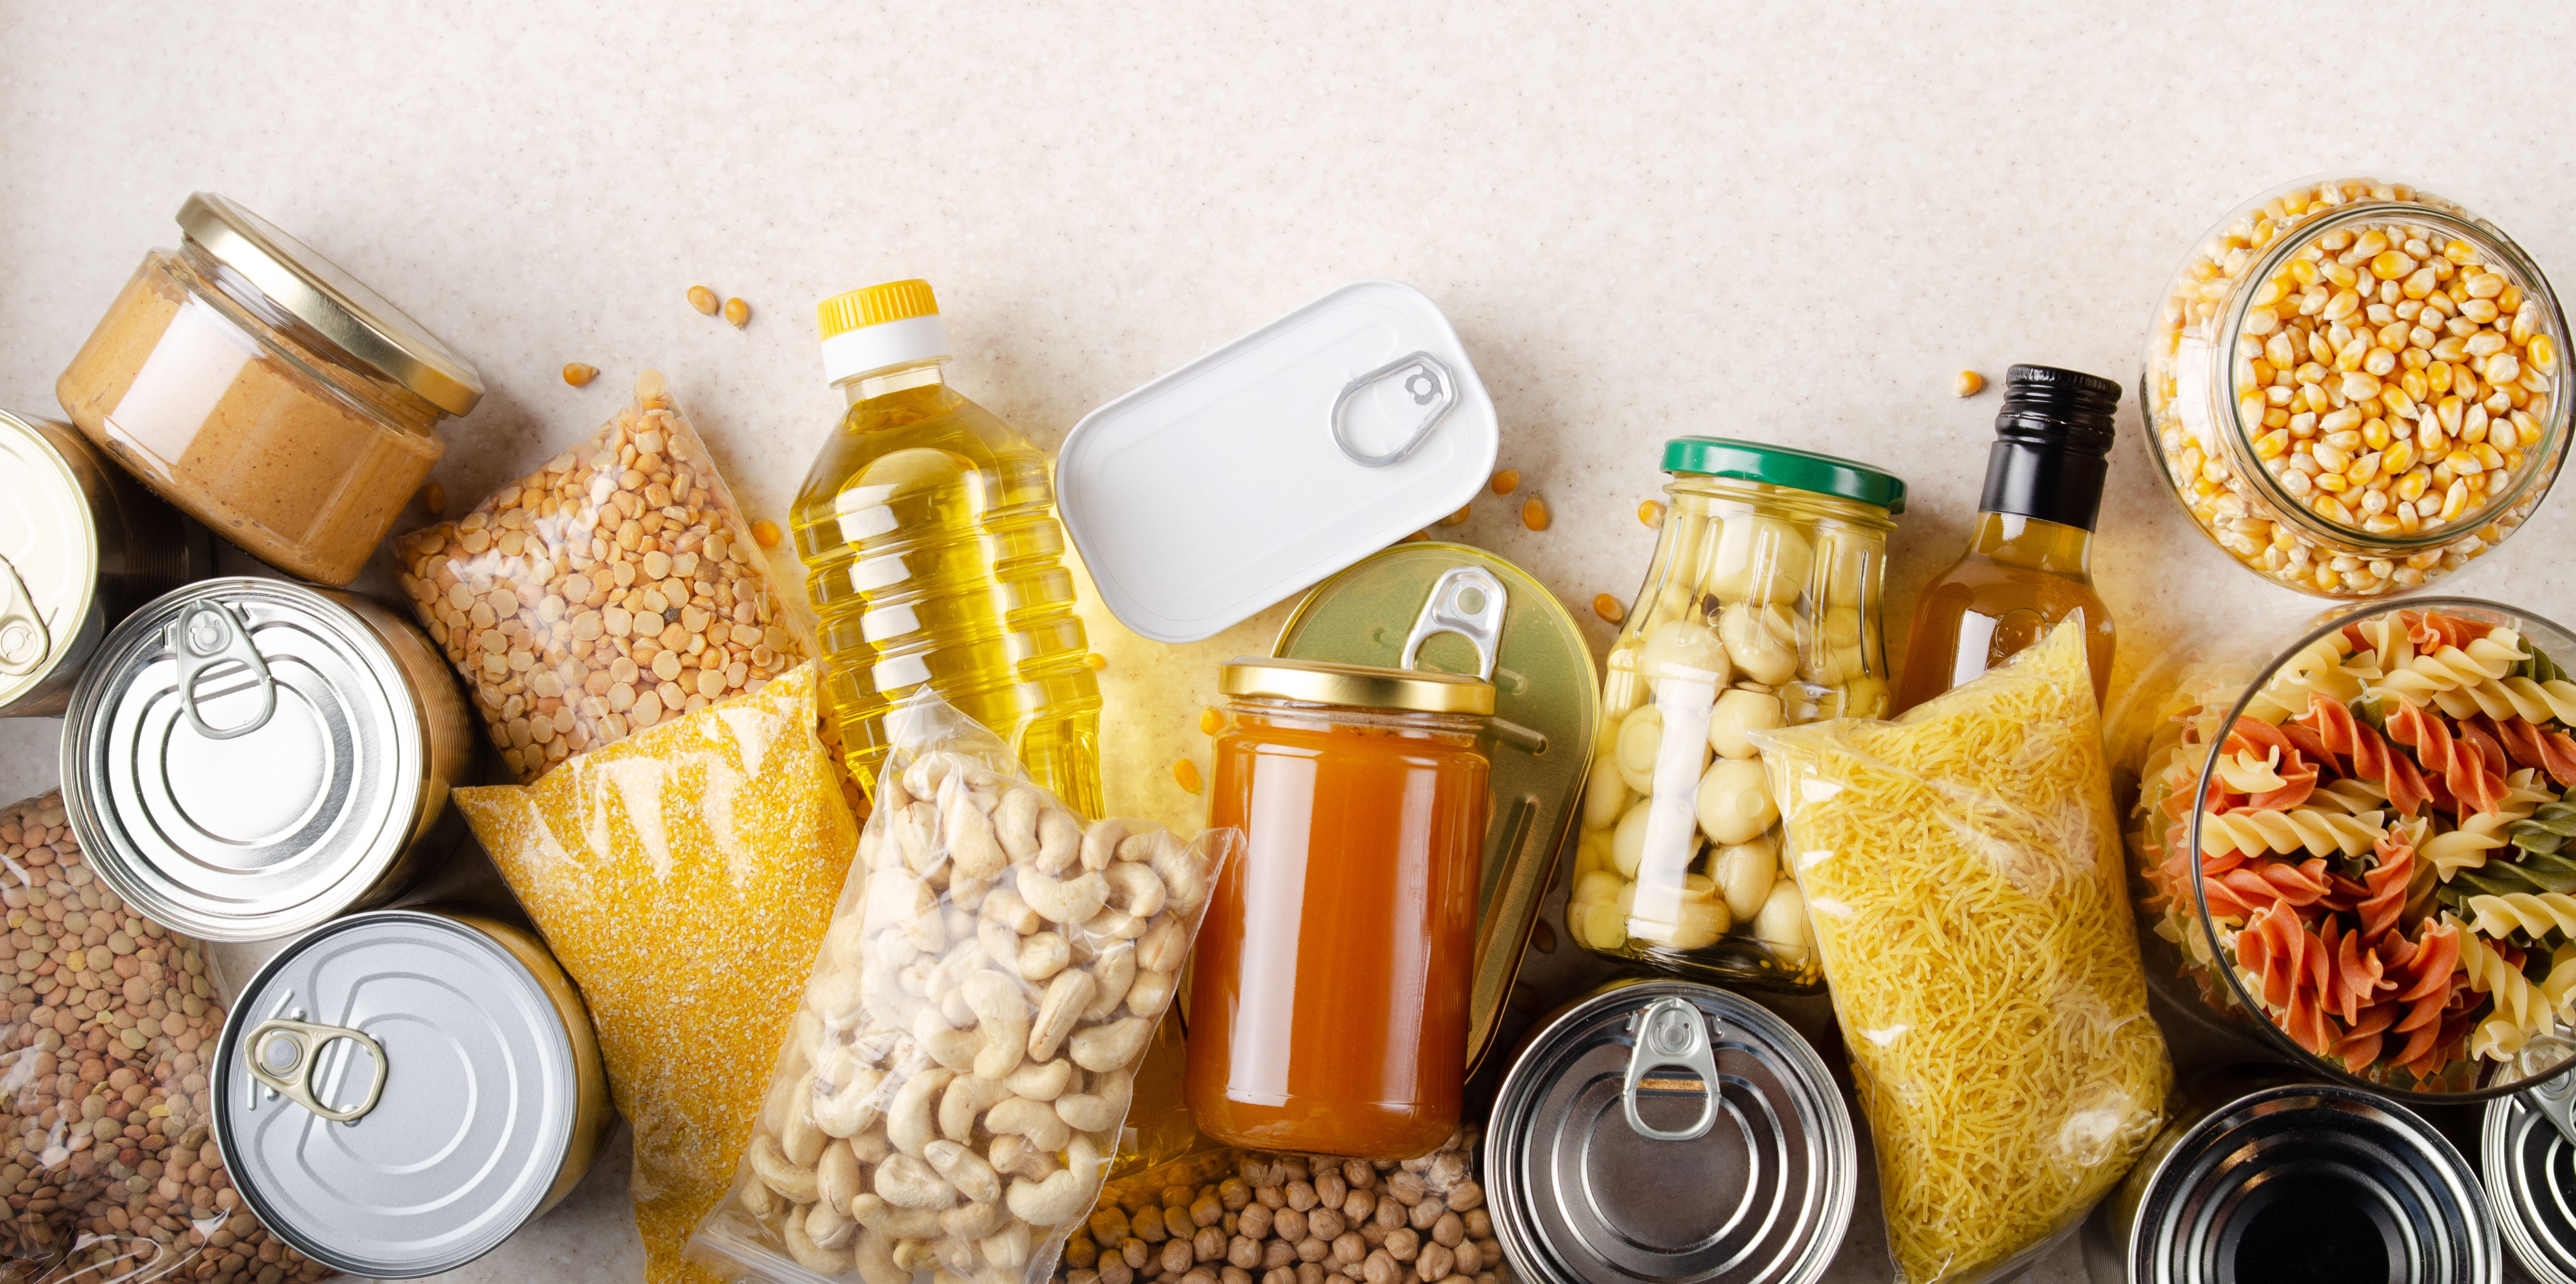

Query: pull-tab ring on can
(1401, 566), (1506, 681)
(1331, 350), (1457, 468)
(1623, 996), (1722, 1142)
(0, 554), (49, 678)
(247, 1017), (388, 1124)
(170, 600), (276, 739)
(2521, 1038), (2576, 1148)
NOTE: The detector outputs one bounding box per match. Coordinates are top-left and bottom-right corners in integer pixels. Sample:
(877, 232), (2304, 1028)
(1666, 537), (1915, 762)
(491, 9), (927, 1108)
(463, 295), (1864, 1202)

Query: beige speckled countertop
(7, 2), (2576, 1280)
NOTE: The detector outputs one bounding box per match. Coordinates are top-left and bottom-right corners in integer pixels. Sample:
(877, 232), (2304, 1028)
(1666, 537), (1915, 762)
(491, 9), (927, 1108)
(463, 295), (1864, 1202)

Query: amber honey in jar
(1185, 658), (1493, 1159)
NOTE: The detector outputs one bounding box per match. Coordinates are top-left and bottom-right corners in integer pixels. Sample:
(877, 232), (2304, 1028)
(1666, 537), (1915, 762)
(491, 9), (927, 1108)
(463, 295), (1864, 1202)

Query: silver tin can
(60, 577), (475, 940)
(214, 909), (611, 1278)
(0, 407), (212, 716)
(2483, 1072), (2576, 1284)
(2085, 1080), (2497, 1283)
(1488, 979), (1855, 1284)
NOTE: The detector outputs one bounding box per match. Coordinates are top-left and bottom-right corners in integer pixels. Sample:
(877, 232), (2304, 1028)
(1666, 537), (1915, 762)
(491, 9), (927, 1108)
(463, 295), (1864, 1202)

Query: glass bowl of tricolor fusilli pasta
(2123, 597), (2576, 1099)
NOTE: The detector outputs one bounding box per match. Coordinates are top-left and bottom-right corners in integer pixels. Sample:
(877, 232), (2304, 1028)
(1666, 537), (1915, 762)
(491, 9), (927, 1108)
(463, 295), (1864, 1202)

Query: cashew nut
(1017, 868), (1108, 925)
(750, 1133), (820, 1205)
(782, 1074), (829, 1166)
(1006, 1135), (1106, 1226)
(1114, 829), (1167, 864)
(821, 914), (870, 972)
(921, 1026), (979, 1074)
(946, 788), (1008, 881)
(1055, 1069), (1134, 1133)
(935, 1234), (979, 1277)
(995, 788), (1043, 860)
(1079, 818), (1131, 873)
(985, 1096), (1074, 1152)
(786, 1205), (855, 1274)
(940, 1074), (1013, 1143)
(888, 1068), (954, 1157)
(1080, 942), (1136, 1021)
(1037, 808), (1082, 875)
(1028, 969), (1098, 1063)
(893, 801), (940, 876)
(989, 1133), (1061, 1182)
(1017, 931), (1070, 982)
(876, 1152), (958, 1210)
(813, 1062), (888, 1138)
(810, 964), (865, 1022)
(741, 1173), (778, 1220)
(977, 918), (1021, 977)
(942, 1199), (1009, 1240)
(849, 1127), (893, 1165)
(962, 970), (1032, 1080)
(809, 1198), (859, 1251)
(758, 1061), (803, 1137)
(892, 1237), (938, 1273)
(1102, 862), (1167, 919)
(852, 1193), (945, 1239)
(819, 1140), (867, 1212)
(1125, 966), (1178, 1018)
(901, 753), (953, 804)
(1149, 832), (1211, 910)
(1079, 905), (1147, 943)
(1005, 1057), (1074, 1102)
(854, 1229), (907, 1284)
(982, 886), (1040, 935)
(1071, 1017), (1154, 1072)
(925, 1138), (1003, 1205)
(983, 1220), (1033, 1269)
(1136, 914), (1188, 975)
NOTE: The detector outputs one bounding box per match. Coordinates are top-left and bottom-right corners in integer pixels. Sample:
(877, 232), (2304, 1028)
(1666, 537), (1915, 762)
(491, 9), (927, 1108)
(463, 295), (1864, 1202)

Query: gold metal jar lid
(178, 192), (485, 417)
(1220, 656), (1494, 716)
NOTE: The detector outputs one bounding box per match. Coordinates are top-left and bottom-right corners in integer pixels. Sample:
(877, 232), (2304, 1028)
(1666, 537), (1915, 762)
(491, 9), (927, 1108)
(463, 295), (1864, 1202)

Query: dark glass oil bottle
(1894, 364), (2119, 712)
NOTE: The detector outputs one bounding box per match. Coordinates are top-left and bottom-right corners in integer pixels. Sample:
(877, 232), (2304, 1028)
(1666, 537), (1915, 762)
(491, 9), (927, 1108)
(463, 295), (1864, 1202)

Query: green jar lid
(1660, 438), (1908, 515)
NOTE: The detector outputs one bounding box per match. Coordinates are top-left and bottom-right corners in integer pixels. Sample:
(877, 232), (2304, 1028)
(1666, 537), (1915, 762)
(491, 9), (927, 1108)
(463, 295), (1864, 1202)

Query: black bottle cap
(1980, 363), (2120, 531)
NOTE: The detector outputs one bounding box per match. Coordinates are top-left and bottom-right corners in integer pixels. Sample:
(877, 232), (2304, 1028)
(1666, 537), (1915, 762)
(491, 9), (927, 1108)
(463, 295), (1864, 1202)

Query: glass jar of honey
(1184, 658), (1493, 1159)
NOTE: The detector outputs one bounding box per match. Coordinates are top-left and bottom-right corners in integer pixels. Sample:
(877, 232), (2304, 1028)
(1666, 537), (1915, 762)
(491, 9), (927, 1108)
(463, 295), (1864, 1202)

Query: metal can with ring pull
(213, 908), (611, 1278)
(60, 577), (477, 941)
(0, 407), (213, 716)
(2483, 1040), (2576, 1284)
(1487, 978), (1855, 1284)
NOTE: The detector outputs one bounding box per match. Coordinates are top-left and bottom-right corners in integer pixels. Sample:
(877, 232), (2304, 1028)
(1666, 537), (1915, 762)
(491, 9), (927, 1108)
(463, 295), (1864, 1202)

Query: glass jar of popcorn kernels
(2144, 176), (2570, 599)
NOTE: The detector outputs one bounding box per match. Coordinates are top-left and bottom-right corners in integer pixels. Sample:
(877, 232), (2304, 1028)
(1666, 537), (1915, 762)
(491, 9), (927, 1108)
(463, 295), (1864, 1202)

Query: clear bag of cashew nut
(688, 692), (1237, 1284)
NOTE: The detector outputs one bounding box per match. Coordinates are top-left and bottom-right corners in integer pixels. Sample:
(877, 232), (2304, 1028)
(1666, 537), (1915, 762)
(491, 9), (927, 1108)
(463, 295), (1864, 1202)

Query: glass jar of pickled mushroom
(2143, 175), (2569, 599)
(1572, 439), (1905, 993)
(2115, 595), (2576, 1101)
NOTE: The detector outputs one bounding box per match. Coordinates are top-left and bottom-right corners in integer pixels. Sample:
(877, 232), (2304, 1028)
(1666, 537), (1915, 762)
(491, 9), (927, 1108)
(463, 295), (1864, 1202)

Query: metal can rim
(0, 409), (103, 708)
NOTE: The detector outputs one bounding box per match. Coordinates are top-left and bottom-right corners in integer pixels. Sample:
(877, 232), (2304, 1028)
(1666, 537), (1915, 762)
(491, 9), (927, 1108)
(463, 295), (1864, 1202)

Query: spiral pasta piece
(2296, 694), (2434, 817)
(2199, 807), (2386, 859)
(2422, 811), (2521, 879)
(2308, 776), (2391, 816)
(2459, 926), (2576, 1061)
(2466, 891), (2576, 942)
(2386, 698), (2510, 815)
(2372, 636), (2524, 707)
(2244, 634), (2365, 724)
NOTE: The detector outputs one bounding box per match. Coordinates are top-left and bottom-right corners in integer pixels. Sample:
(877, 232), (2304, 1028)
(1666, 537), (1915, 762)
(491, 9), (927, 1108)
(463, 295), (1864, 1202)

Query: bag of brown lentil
(395, 368), (806, 784)
(0, 792), (331, 1284)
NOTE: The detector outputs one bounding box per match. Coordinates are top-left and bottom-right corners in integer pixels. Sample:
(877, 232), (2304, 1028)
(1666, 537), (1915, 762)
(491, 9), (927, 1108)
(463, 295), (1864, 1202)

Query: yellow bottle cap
(817, 280), (940, 339)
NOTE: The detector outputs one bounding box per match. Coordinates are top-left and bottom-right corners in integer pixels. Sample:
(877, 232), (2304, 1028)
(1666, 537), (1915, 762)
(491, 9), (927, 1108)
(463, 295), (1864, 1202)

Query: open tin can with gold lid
(60, 577), (476, 940)
(1487, 978), (1856, 1284)
(0, 408), (212, 716)
(214, 908), (611, 1278)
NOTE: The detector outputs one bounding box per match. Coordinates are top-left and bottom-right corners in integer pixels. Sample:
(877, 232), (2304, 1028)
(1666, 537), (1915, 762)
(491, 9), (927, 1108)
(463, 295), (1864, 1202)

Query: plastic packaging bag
(397, 368), (805, 783)
(455, 661), (856, 1284)
(688, 693), (1233, 1284)
(0, 792), (329, 1284)
(1749, 624), (2170, 1284)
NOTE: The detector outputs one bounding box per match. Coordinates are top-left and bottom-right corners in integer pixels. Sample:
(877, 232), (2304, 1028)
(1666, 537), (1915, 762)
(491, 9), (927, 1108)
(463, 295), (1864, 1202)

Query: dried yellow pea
(1490, 468), (1520, 496)
(1522, 496), (1550, 531)
(687, 285), (720, 316)
(751, 519), (782, 549)
(723, 297), (750, 329)
(563, 362), (599, 387)
(1954, 370), (1986, 397)
(1174, 758), (1203, 794)
(1593, 594), (1626, 624)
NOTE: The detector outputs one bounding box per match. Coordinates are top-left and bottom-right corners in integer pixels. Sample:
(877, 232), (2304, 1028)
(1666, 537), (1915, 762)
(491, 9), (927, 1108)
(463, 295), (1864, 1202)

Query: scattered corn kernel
(723, 297), (751, 328)
(687, 285), (720, 315)
(1638, 499), (1664, 529)
(1490, 468), (1520, 496)
(1438, 505), (1471, 526)
(1521, 496), (1550, 531)
(1199, 707), (1222, 736)
(751, 518), (782, 549)
(1592, 593), (1626, 624)
(1081, 652), (1108, 670)
(418, 481), (446, 517)
(1954, 370), (1985, 397)
(1173, 758), (1203, 795)
(562, 362), (599, 387)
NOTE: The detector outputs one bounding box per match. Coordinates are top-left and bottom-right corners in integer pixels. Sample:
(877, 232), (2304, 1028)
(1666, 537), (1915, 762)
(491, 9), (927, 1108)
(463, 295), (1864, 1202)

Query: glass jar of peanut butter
(56, 193), (482, 585)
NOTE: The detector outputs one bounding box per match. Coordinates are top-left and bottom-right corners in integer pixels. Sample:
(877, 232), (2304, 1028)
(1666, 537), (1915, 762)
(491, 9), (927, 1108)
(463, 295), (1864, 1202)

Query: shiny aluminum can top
(61, 577), (448, 940)
(1487, 978), (1854, 1284)
(2092, 1080), (2496, 1284)
(2485, 1067), (2576, 1284)
(214, 909), (606, 1278)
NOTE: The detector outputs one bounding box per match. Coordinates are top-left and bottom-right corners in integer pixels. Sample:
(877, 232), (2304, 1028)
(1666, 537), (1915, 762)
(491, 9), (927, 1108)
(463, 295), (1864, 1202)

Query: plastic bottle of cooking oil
(794, 280), (1102, 816)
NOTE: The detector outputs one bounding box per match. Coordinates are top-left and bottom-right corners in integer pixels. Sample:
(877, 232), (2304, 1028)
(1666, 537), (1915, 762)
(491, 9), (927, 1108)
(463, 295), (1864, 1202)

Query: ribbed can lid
(0, 410), (99, 707)
(215, 911), (584, 1278)
(1487, 980), (1854, 1284)
(1659, 439), (1907, 515)
(2486, 1085), (2576, 1284)
(60, 578), (427, 941)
